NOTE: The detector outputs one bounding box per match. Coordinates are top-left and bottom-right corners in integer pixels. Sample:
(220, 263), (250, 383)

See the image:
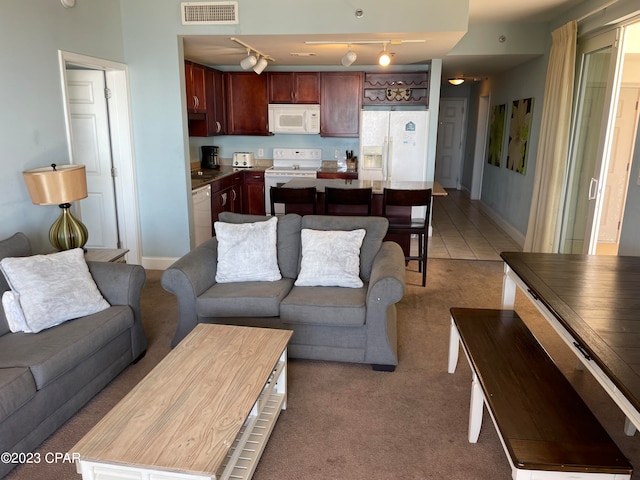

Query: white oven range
(265, 148), (322, 215)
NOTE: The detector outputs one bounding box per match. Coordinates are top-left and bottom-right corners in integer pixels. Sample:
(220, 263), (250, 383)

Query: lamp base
(49, 203), (89, 251)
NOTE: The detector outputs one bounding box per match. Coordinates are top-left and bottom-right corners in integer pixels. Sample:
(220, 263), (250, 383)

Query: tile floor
(427, 189), (522, 261)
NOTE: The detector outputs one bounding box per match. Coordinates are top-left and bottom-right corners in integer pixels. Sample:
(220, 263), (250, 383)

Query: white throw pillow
(2, 291), (31, 333)
(295, 229), (366, 288)
(0, 248), (110, 333)
(214, 217), (282, 283)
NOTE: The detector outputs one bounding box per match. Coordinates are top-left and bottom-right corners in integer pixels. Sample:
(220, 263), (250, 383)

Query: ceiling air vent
(181, 2), (238, 25)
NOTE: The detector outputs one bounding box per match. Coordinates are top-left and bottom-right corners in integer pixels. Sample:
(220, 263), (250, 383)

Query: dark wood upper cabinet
(188, 66), (226, 137)
(224, 72), (270, 136)
(268, 72), (320, 104)
(320, 72), (363, 138)
(185, 61), (207, 114)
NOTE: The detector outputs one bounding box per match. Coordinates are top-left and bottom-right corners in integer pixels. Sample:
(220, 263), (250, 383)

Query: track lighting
(378, 43), (391, 67)
(448, 78), (465, 86)
(341, 47), (357, 67)
(240, 49), (257, 70)
(253, 56), (268, 75)
(230, 37), (273, 74)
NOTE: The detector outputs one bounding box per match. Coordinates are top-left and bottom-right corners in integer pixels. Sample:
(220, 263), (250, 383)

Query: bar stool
(382, 188), (432, 287)
(324, 187), (372, 216)
(270, 186), (317, 216)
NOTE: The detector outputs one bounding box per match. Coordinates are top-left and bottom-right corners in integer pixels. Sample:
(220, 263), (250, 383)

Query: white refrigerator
(359, 110), (430, 182)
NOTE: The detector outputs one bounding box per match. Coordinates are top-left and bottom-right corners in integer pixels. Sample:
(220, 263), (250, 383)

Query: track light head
(253, 56), (268, 74)
(341, 49), (357, 67)
(240, 49), (257, 70)
(378, 44), (391, 66)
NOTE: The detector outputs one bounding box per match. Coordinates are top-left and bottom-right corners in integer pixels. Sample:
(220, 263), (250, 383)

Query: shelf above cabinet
(362, 72), (429, 107)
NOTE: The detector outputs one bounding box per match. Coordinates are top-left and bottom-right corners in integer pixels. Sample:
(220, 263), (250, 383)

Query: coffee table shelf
(73, 325), (292, 480)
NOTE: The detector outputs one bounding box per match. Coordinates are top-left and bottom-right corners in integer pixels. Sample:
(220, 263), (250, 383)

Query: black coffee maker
(201, 146), (219, 169)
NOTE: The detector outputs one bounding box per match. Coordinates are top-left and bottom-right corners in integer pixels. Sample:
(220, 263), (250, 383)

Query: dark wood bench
(448, 308), (633, 480)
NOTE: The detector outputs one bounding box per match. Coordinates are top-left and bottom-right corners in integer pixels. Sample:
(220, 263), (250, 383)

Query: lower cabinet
(242, 170), (265, 215)
(210, 173), (242, 224)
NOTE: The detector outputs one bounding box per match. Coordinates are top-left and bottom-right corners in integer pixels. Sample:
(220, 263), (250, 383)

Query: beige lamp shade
(23, 164), (88, 205)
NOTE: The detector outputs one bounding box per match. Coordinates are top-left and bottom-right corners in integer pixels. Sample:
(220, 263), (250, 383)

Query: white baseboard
(141, 257), (179, 271)
(478, 203), (526, 248)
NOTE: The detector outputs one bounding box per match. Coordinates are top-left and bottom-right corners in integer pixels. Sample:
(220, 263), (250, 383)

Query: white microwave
(268, 104), (320, 134)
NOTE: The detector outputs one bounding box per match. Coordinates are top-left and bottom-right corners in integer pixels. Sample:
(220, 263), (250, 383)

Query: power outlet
(258, 148), (264, 158)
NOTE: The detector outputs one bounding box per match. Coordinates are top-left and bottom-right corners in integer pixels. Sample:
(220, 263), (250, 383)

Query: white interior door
(66, 69), (119, 249)
(435, 98), (466, 189)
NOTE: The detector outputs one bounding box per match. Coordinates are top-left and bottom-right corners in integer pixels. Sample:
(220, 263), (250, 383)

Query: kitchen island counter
(283, 178), (447, 196)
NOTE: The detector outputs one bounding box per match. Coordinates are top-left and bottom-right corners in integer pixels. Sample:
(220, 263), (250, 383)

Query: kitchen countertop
(283, 178), (447, 196)
(190, 166), (268, 189)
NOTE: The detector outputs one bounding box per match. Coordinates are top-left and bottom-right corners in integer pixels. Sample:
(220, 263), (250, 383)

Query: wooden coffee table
(72, 324), (292, 480)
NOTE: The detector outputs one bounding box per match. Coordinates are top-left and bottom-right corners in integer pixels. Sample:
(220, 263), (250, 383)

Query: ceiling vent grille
(181, 2), (238, 25)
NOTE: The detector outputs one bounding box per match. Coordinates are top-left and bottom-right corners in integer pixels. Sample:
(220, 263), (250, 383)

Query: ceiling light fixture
(448, 78), (465, 86)
(305, 39), (424, 66)
(239, 49), (257, 70)
(253, 56), (268, 75)
(230, 37), (274, 74)
(378, 43), (391, 67)
(341, 46), (357, 67)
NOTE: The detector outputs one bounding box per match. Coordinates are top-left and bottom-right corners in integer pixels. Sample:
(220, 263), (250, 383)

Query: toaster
(232, 152), (255, 168)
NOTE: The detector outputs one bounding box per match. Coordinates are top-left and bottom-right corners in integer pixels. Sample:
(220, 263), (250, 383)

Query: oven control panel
(273, 148), (322, 161)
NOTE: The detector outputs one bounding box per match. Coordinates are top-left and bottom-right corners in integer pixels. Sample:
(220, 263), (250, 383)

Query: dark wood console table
(501, 251), (640, 435)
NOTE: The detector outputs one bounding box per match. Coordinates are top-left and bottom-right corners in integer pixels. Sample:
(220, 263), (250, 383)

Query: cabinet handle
(216, 121), (221, 133)
(232, 189), (237, 201)
(221, 192), (227, 206)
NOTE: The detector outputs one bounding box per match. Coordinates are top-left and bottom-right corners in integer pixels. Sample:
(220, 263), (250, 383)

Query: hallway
(428, 189), (522, 260)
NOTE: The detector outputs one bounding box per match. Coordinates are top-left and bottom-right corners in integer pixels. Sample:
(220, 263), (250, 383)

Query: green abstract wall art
(507, 97), (534, 175)
(487, 104), (506, 167)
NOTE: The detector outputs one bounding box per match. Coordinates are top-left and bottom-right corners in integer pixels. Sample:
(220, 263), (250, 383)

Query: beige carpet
(6, 260), (640, 480)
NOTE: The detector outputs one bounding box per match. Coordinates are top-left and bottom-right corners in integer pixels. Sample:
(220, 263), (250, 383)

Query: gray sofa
(0, 232), (147, 477)
(161, 213), (406, 370)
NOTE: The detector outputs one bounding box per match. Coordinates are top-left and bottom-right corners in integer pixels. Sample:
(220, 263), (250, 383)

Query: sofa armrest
(367, 241), (406, 305)
(87, 261), (147, 359)
(160, 238), (219, 347)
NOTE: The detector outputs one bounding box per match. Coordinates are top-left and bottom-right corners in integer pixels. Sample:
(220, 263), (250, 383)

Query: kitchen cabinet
(362, 71), (429, 107)
(210, 172), (242, 224)
(242, 170), (265, 215)
(185, 61), (206, 114)
(188, 67), (227, 137)
(320, 72), (363, 137)
(224, 72), (269, 135)
(268, 72), (320, 104)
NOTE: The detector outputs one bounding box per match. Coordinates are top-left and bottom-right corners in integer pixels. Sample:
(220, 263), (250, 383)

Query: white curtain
(523, 21), (577, 252)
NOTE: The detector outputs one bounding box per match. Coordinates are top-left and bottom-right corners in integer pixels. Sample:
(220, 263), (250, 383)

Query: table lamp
(23, 163), (89, 250)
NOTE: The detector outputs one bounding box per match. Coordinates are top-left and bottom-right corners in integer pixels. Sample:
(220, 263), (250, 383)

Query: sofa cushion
(218, 213), (302, 279)
(295, 229), (366, 288)
(0, 233), (32, 337)
(280, 285), (367, 327)
(300, 216), (388, 282)
(214, 217), (281, 283)
(0, 367), (36, 423)
(0, 305), (133, 389)
(198, 278), (294, 318)
(0, 248), (110, 333)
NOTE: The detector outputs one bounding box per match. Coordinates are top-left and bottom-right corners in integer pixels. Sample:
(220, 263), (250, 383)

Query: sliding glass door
(559, 29), (619, 254)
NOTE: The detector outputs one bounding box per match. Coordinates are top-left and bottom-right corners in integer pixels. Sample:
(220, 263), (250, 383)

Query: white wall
(0, 0), (125, 253)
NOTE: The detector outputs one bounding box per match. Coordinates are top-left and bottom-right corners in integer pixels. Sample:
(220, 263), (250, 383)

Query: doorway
(559, 21), (640, 255)
(435, 98), (467, 189)
(59, 51), (141, 264)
